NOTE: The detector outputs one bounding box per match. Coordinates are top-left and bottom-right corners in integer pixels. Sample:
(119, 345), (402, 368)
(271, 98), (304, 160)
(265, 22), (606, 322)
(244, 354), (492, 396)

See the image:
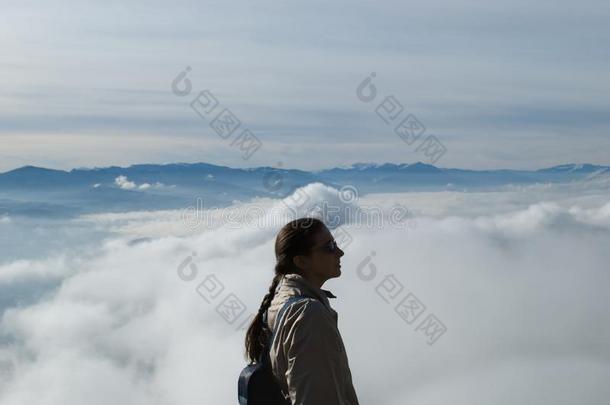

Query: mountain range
(1, 162), (608, 217)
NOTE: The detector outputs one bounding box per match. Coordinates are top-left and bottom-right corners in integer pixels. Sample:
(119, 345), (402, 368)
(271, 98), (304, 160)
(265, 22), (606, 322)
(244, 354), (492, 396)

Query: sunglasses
(312, 239), (339, 253)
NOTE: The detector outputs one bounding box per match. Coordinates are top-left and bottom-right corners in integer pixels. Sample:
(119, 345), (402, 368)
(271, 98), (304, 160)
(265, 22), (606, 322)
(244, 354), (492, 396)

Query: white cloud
(114, 175), (136, 190)
(114, 176), (166, 191)
(0, 256), (73, 285)
(1, 182), (610, 404)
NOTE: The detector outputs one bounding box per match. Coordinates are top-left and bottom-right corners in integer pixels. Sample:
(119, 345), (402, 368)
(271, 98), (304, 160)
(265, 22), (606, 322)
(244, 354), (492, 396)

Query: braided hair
(244, 217), (326, 363)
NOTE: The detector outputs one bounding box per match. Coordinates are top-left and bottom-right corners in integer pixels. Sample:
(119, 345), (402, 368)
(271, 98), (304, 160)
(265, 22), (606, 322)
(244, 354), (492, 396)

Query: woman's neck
(300, 272), (326, 289)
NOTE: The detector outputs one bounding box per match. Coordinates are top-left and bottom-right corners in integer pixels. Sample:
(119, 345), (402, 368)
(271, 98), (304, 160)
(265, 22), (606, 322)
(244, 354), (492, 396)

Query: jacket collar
(279, 273), (336, 311)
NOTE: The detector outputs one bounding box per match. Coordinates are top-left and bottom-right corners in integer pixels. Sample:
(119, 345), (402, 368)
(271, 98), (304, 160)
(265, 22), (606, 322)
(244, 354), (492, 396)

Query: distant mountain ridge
(331, 162), (443, 173)
(4, 161), (608, 176)
(1, 161), (608, 218)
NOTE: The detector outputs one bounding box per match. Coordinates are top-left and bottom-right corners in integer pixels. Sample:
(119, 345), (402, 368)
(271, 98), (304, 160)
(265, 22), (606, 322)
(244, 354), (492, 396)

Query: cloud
(114, 175), (166, 191)
(0, 256), (73, 285)
(1, 182), (610, 404)
(114, 175), (136, 190)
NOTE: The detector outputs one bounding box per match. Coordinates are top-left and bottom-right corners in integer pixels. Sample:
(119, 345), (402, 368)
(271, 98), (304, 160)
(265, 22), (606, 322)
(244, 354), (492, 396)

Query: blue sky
(1, 0), (610, 172)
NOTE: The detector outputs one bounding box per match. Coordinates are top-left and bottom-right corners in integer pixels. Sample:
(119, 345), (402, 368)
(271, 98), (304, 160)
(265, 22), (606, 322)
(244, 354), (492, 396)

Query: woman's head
(275, 217), (344, 286)
(244, 217), (344, 362)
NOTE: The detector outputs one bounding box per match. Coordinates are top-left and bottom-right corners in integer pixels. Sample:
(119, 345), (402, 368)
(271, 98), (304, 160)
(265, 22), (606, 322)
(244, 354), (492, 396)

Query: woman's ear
(292, 255), (309, 272)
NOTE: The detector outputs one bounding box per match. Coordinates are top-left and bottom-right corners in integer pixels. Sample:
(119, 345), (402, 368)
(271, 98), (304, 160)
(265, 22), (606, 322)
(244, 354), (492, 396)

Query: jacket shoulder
(281, 296), (320, 316)
(281, 297), (334, 328)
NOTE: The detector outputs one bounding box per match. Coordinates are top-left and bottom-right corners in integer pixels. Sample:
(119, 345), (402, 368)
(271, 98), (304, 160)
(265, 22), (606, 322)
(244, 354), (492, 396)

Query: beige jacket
(266, 274), (360, 405)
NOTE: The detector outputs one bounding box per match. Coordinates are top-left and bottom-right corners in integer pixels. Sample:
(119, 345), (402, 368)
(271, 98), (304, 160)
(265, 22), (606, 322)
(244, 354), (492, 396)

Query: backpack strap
(260, 295), (308, 362)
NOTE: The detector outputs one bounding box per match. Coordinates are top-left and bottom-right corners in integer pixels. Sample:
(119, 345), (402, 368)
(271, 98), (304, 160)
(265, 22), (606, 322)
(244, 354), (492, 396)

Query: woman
(244, 217), (360, 405)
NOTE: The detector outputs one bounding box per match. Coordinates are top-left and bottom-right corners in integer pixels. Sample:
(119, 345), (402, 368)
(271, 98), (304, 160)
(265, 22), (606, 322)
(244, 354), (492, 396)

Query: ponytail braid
(245, 272), (283, 363)
(244, 218), (325, 363)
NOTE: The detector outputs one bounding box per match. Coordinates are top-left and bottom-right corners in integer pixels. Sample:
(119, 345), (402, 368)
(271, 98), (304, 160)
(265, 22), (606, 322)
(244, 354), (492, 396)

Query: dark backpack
(238, 296), (307, 405)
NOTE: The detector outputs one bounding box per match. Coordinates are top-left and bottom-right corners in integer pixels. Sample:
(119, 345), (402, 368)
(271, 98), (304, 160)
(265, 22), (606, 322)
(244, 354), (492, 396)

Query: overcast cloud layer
(2, 0), (610, 171)
(1, 181), (609, 404)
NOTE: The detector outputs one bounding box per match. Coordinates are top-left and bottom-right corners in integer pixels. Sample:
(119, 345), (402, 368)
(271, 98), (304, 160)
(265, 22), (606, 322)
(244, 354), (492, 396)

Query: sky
(1, 0), (610, 172)
(1, 180), (610, 404)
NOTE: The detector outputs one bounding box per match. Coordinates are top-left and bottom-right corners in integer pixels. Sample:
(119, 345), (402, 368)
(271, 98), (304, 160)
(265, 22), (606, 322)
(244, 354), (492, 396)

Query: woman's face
(294, 226), (344, 287)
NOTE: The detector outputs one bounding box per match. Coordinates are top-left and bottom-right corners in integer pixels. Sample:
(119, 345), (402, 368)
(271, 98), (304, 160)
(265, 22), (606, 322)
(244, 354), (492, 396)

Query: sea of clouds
(1, 180), (609, 404)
